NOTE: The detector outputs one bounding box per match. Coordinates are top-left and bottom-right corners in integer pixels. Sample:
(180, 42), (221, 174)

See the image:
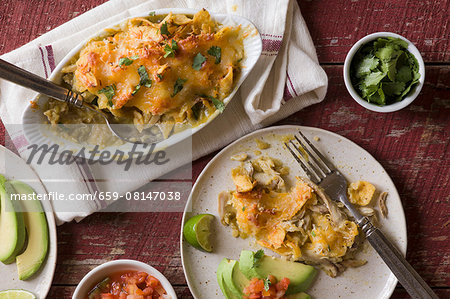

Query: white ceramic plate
(0, 145), (57, 299)
(22, 8), (262, 158)
(181, 125), (407, 299)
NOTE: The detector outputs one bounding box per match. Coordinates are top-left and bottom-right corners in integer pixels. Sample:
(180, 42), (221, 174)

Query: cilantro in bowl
(350, 37), (420, 106)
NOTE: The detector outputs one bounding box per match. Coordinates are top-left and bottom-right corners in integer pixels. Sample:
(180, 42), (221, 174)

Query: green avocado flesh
(217, 258), (239, 299)
(11, 180), (49, 280)
(0, 176), (26, 264)
(238, 250), (259, 279)
(239, 250), (317, 295)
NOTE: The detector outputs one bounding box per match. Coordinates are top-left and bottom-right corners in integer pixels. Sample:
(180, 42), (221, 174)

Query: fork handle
(359, 217), (438, 299)
(0, 58), (83, 107)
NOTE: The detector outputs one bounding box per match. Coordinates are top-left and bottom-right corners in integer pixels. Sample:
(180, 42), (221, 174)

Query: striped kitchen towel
(0, 0), (327, 223)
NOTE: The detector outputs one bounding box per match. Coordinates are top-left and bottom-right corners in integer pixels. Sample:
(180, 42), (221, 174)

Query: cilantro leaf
(363, 71), (386, 88)
(171, 39), (178, 50)
(160, 22), (169, 36)
(396, 65), (412, 82)
(149, 11), (155, 16)
(191, 102), (203, 120)
(164, 45), (175, 58)
(138, 65), (152, 88)
(355, 56), (379, 78)
(264, 277), (271, 291)
(119, 57), (134, 66)
(383, 82), (405, 96)
(367, 87), (386, 105)
(192, 53), (206, 70)
(132, 84), (141, 96)
(164, 40), (178, 58)
(207, 46), (221, 64)
(253, 250), (265, 266)
(119, 55), (139, 66)
(171, 78), (187, 97)
(98, 85), (116, 102)
(208, 96), (225, 112)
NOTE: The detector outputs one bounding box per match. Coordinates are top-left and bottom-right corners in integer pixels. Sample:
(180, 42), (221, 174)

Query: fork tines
(284, 131), (336, 184)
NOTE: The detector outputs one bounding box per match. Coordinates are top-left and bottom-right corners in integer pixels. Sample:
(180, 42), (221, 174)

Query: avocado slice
(232, 261), (249, 296)
(0, 175), (26, 264)
(239, 250), (317, 294)
(217, 258), (239, 299)
(223, 259), (243, 298)
(238, 250), (260, 279)
(218, 259), (250, 299)
(11, 180), (49, 280)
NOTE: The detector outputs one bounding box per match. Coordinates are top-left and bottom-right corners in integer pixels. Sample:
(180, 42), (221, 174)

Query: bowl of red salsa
(72, 259), (177, 299)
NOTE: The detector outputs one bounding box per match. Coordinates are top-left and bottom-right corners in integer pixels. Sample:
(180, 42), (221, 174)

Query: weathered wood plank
(298, 0), (450, 63)
(46, 285), (450, 299)
(54, 212), (185, 285)
(0, 0), (448, 62)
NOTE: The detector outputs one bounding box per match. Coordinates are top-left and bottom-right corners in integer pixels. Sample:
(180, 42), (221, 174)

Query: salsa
(87, 271), (169, 299)
(243, 275), (290, 299)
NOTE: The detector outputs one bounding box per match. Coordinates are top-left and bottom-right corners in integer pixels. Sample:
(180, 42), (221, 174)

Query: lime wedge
(183, 214), (214, 252)
(0, 290), (36, 299)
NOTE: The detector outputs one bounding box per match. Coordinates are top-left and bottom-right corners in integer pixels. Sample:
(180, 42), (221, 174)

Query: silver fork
(285, 131), (438, 299)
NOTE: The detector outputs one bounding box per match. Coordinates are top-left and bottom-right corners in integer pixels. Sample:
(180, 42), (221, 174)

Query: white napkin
(0, 0), (327, 224)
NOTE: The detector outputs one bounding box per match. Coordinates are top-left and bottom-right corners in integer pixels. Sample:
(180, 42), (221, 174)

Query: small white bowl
(72, 259), (177, 299)
(343, 32), (425, 112)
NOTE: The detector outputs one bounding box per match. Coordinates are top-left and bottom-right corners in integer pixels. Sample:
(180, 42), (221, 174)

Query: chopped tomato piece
(243, 276), (291, 299)
(276, 277), (290, 292)
(146, 275), (161, 288)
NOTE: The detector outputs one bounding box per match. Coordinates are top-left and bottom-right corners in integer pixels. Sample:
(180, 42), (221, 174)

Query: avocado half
(0, 176), (26, 264)
(10, 180), (49, 280)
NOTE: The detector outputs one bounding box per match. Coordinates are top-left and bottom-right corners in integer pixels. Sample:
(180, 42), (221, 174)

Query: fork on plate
(285, 131), (438, 299)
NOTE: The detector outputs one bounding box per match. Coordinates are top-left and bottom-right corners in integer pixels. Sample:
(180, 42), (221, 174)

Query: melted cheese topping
(71, 10), (243, 122)
(304, 214), (358, 258)
(229, 177), (359, 260)
(231, 179), (313, 242)
(223, 155), (361, 262)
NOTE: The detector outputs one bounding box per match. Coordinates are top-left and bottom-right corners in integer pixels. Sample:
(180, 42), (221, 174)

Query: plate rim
(180, 125), (407, 299)
(0, 144), (58, 299)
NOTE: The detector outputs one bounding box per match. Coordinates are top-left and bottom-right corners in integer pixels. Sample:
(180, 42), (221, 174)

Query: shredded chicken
(378, 191), (389, 218)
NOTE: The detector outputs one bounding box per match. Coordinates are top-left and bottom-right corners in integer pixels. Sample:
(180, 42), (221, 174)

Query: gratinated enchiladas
(219, 153), (381, 277)
(44, 9), (244, 140)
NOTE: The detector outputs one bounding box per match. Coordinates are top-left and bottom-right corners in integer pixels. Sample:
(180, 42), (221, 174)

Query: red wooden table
(1, 1), (449, 298)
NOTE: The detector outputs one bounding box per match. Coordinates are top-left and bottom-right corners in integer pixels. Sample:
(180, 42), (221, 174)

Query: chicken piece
(378, 191), (389, 218)
(230, 153), (248, 161)
(231, 162), (256, 192)
(252, 156), (285, 190)
(301, 177), (346, 226)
